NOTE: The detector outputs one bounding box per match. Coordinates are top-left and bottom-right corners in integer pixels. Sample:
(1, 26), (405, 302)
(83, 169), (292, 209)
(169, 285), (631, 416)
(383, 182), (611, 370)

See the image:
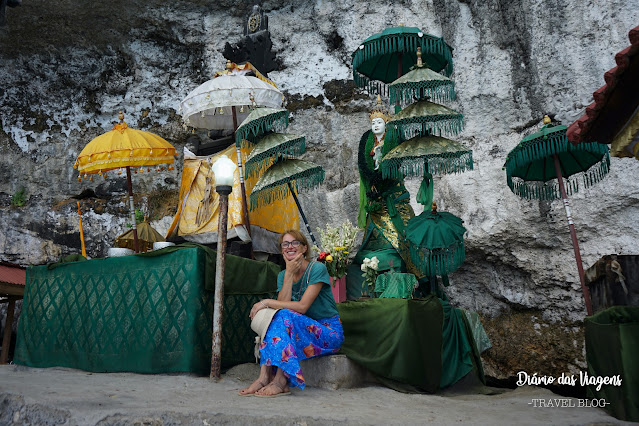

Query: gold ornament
(369, 95), (390, 122)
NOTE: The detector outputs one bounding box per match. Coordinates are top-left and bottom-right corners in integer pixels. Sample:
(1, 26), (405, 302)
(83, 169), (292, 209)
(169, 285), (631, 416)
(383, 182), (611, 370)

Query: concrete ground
(0, 364), (629, 425)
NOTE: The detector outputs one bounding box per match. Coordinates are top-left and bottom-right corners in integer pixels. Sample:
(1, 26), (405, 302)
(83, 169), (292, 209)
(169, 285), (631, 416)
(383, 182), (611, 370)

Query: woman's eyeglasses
(281, 240), (302, 249)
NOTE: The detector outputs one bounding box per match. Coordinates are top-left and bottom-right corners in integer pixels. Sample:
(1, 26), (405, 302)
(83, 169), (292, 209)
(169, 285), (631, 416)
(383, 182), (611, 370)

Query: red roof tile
(567, 25), (639, 145)
(0, 264), (26, 286)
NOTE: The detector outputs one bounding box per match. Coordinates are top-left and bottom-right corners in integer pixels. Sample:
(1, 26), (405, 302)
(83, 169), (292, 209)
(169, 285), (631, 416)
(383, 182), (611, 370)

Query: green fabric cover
(386, 100), (464, 141)
(276, 262), (338, 320)
(405, 210), (466, 276)
(389, 66), (455, 106)
(504, 123), (611, 201)
(381, 135), (473, 180)
(249, 159), (325, 210)
(243, 132), (306, 179)
(374, 271), (417, 299)
(235, 107), (289, 147)
(337, 297), (480, 392)
(14, 245), (279, 374)
(585, 306), (639, 422)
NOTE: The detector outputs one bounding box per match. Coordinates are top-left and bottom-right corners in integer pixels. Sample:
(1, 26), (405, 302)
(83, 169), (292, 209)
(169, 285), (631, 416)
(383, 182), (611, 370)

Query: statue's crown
(369, 95), (390, 122)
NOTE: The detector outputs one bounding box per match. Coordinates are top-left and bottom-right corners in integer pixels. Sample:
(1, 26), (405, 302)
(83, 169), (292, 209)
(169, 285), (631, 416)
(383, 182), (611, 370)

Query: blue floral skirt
(259, 309), (344, 389)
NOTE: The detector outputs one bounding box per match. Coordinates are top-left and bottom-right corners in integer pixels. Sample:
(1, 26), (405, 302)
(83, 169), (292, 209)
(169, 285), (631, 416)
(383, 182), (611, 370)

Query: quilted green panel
(14, 248), (272, 374)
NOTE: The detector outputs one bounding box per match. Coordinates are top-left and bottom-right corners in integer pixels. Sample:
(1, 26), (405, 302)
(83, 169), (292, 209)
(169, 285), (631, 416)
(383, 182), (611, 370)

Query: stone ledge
(226, 355), (369, 390)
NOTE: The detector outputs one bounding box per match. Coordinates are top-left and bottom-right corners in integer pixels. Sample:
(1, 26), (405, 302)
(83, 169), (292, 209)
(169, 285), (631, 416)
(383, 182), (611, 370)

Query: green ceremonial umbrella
(386, 100), (464, 141)
(250, 159), (325, 248)
(235, 107), (289, 147)
(381, 135), (473, 180)
(504, 116), (611, 316)
(405, 203), (466, 277)
(244, 133), (306, 179)
(352, 26), (454, 95)
(389, 47), (455, 106)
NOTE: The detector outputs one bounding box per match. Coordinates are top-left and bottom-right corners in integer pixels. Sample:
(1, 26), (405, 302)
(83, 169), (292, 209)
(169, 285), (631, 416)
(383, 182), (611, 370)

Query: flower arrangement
(316, 221), (360, 280)
(361, 256), (379, 295)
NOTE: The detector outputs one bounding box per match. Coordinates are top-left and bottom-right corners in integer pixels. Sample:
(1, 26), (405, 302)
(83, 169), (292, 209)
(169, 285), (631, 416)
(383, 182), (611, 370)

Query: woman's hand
(284, 252), (304, 277)
(249, 299), (274, 320)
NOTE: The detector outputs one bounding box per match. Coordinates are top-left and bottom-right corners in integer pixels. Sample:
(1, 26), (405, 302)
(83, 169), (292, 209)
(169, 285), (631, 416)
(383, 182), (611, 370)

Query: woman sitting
(239, 230), (344, 397)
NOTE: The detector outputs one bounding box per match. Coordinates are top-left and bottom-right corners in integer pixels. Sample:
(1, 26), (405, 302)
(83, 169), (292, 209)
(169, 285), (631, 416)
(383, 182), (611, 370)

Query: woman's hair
(278, 229), (311, 261)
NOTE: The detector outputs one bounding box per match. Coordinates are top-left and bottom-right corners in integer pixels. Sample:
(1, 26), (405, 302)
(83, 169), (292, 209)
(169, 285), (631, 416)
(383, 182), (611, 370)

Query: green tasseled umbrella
(389, 47), (455, 106)
(504, 117), (611, 316)
(386, 99), (464, 141)
(235, 107), (289, 147)
(249, 159), (325, 210)
(405, 204), (466, 277)
(505, 123), (610, 201)
(352, 26), (454, 95)
(244, 133), (306, 179)
(381, 135), (473, 180)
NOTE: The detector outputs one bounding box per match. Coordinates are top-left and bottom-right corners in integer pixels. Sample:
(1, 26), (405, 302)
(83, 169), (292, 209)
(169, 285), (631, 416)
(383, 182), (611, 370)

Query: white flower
(370, 257), (379, 271)
(360, 263), (367, 272)
(363, 258), (371, 267)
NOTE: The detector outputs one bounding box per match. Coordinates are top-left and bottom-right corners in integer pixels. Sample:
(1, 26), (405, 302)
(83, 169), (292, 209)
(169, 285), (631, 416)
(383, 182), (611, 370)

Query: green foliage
(135, 208), (145, 224)
(10, 187), (26, 207)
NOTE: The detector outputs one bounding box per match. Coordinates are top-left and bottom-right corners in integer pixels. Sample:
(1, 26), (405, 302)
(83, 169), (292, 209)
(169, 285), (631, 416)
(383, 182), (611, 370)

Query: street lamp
(210, 154), (237, 380)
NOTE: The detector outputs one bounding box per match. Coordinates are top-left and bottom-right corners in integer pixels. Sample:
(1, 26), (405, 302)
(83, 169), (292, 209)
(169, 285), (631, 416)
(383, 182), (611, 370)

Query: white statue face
(371, 117), (386, 137)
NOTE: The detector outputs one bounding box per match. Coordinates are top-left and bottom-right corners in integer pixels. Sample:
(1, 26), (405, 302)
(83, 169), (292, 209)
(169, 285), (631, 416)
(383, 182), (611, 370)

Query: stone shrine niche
(223, 4), (280, 77)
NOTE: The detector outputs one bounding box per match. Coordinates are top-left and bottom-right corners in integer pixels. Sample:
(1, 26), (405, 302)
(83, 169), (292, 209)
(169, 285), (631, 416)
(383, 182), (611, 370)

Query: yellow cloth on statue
(166, 144), (298, 243)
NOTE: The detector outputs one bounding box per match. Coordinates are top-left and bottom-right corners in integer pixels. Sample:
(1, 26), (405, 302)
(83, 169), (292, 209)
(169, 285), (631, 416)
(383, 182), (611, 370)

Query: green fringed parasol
(503, 116), (611, 316)
(244, 133), (306, 179)
(386, 100), (464, 141)
(352, 26), (454, 95)
(505, 123), (610, 201)
(250, 159), (325, 210)
(235, 107), (290, 147)
(389, 47), (455, 106)
(381, 135), (473, 179)
(405, 204), (466, 277)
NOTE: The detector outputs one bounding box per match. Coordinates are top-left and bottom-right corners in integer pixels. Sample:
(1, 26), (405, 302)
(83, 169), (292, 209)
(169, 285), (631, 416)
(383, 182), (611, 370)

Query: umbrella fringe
(381, 151), (473, 179)
(504, 134), (610, 176)
(408, 241), (465, 276)
(249, 167), (325, 211)
(505, 149), (611, 201)
(244, 139), (306, 179)
(77, 155), (175, 173)
(389, 115), (464, 141)
(236, 111), (290, 147)
(389, 80), (456, 106)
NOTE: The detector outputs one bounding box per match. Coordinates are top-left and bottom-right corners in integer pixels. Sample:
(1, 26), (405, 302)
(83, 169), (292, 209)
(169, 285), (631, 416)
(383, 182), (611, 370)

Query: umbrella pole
(287, 182), (320, 250)
(552, 154), (593, 316)
(126, 166), (140, 253)
(77, 201), (87, 258)
(232, 106), (253, 243)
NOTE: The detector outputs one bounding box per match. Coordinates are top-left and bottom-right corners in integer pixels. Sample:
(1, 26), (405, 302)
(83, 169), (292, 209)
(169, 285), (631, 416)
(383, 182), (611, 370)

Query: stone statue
(223, 4), (279, 76)
(244, 5), (268, 36)
(346, 97), (425, 298)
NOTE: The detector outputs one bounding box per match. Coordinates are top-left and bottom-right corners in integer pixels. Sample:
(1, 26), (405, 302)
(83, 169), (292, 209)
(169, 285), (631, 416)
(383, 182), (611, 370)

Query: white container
(107, 247), (134, 257)
(153, 242), (175, 250)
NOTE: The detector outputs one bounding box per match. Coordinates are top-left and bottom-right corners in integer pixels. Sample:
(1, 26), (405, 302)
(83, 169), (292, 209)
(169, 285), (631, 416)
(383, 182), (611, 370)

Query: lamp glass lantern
(212, 154), (236, 191)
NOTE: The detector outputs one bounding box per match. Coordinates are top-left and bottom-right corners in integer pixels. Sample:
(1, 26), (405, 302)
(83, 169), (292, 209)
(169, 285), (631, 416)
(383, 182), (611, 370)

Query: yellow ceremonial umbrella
(115, 220), (165, 253)
(74, 112), (177, 252)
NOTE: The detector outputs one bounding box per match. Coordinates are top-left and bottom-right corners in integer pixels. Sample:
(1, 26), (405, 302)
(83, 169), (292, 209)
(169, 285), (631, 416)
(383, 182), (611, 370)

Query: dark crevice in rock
(284, 92), (325, 113)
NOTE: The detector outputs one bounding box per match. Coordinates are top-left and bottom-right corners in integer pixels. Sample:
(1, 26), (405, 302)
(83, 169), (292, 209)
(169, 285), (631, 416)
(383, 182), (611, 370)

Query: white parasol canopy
(179, 70), (283, 130)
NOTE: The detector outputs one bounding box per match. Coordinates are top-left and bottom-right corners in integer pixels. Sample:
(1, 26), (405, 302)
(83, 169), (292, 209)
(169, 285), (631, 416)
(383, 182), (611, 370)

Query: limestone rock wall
(1, 0), (638, 379)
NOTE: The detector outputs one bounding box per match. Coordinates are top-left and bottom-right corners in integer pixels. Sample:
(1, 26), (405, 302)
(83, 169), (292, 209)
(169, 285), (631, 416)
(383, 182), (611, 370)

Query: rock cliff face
(1, 0), (638, 380)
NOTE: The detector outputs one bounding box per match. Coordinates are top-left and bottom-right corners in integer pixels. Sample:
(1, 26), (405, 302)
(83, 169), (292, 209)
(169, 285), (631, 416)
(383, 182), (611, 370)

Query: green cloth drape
(337, 297), (481, 392)
(585, 306), (639, 421)
(14, 245), (279, 374)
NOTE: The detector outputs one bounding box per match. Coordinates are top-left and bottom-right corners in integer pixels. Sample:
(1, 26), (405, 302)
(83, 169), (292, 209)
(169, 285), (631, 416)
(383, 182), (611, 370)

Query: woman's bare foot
(238, 378), (267, 396)
(255, 379), (291, 397)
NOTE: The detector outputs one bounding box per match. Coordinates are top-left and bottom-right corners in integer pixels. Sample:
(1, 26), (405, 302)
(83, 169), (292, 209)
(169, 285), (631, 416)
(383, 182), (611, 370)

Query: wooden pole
(77, 201), (87, 258)
(552, 154), (593, 316)
(125, 167), (140, 253)
(210, 184), (231, 380)
(1, 296), (17, 364)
